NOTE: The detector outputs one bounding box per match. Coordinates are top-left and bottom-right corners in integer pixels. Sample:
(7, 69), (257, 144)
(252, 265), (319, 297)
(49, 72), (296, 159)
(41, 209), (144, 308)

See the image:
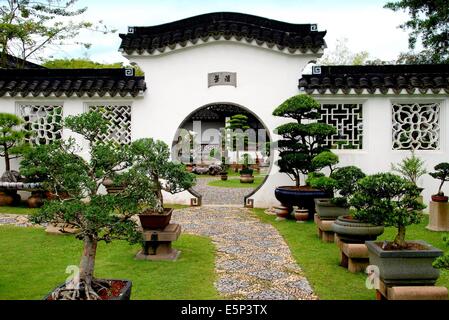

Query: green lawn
(208, 176), (266, 189)
(0, 226), (219, 300)
(0, 204), (38, 215)
(253, 209), (449, 300)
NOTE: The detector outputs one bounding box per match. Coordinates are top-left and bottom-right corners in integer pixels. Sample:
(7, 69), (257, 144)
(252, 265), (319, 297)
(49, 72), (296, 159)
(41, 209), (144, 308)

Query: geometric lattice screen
(18, 104), (63, 145)
(318, 104), (364, 150)
(88, 105), (132, 145)
(392, 102), (440, 150)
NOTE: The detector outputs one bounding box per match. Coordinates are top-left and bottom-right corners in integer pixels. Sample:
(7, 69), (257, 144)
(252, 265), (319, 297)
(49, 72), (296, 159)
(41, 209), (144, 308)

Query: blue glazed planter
(274, 186), (331, 220)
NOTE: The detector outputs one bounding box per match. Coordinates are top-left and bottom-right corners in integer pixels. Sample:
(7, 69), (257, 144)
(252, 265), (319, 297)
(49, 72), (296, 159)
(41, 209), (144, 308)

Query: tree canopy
(385, 0), (449, 63)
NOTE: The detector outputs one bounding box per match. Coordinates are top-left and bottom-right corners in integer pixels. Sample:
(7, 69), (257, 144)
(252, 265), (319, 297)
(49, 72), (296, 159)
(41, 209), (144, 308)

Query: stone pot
(314, 198), (349, 220)
(27, 191), (45, 208)
(44, 279), (132, 300)
(332, 216), (384, 244)
(294, 208), (309, 222)
(0, 191), (15, 206)
(273, 206), (290, 219)
(366, 240), (443, 286)
(240, 174), (254, 184)
(102, 178), (125, 194)
(138, 208), (173, 230)
(275, 186), (331, 220)
(220, 174), (228, 181)
(432, 194), (449, 202)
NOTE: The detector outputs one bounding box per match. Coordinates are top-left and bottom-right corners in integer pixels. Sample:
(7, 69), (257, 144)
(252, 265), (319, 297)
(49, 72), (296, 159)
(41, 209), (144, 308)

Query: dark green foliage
(130, 138), (196, 213)
(273, 95), (337, 187)
(429, 162), (449, 195)
(350, 173), (425, 247)
(0, 113), (29, 171)
(433, 235), (449, 270)
(385, 0), (449, 63)
(312, 151), (339, 174)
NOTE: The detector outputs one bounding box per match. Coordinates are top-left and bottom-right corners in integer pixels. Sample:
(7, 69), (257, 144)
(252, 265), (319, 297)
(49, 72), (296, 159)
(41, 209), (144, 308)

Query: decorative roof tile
(299, 64), (449, 95)
(119, 12), (326, 55)
(0, 68), (146, 98)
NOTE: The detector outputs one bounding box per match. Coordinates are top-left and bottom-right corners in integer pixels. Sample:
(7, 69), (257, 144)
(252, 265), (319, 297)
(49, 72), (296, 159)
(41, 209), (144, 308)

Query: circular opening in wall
(171, 102), (273, 207)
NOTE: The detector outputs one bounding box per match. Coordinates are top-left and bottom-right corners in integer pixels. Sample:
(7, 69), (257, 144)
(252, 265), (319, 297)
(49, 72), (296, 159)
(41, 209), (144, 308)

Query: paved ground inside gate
(1, 207), (316, 300)
(172, 206), (316, 300)
(191, 177), (255, 205)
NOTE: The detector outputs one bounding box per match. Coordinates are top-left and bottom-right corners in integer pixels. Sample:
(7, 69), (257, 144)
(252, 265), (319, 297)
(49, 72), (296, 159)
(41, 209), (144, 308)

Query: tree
(20, 111), (155, 300)
(0, 113), (28, 172)
(350, 173), (425, 248)
(273, 95), (337, 187)
(391, 151), (427, 187)
(42, 58), (144, 75)
(130, 138), (195, 213)
(0, 0), (116, 68)
(429, 162), (449, 196)
(226, 114), (250, 170)
(318, 38), (370, 65)
(385, 0), (449, 63)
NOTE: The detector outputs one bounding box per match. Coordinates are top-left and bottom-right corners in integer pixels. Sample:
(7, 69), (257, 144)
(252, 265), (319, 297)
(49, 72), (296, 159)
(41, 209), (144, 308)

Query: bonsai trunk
(3, 144), (10, 172)
(393, 224), (407, 248)
(79, 235), (98, 288)
(438, 180), (445, 195)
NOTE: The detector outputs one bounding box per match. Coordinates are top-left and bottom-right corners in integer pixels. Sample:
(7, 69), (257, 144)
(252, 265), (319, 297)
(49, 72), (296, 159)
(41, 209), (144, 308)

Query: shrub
(429, 162), (449, 196)
(391, 151), (427, 187)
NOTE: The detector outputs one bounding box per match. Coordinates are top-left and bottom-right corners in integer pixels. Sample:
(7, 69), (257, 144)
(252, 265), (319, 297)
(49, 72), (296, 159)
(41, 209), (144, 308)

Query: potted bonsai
(429, 162), (449, 202)
(226, 114), (250, 173)
(240, 153), (254, 184)
(352, 173), (443, 286)
(20, 111), (154, 300)
(130, 138), (195, 230)
(272, 95), (337, 219)
(310, 165), (366, 220)
(0, 113), (29, 205)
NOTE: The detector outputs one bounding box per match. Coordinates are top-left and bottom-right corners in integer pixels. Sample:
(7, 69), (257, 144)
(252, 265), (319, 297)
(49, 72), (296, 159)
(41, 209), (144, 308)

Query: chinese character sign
(208, 72), (237, 87)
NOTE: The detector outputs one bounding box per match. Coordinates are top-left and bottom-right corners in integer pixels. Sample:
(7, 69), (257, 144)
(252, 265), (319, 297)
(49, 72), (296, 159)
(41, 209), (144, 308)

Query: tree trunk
(4, 149), (10, 172)
(394, 225), (406, 248)
(79, 236), (98, 287)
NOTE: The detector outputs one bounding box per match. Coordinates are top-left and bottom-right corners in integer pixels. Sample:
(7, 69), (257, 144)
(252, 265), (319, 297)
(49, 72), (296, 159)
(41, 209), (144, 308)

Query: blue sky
(52, 0), (411, 63)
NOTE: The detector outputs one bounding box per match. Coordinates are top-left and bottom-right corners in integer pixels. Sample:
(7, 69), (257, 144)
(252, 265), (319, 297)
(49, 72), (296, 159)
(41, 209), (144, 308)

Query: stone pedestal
(376, 279), (448, 300)
(135, 224), (181, 261)
(314, 214), (335, 243)
(335, 234), (369, 273)
(427, 201), (449, 231)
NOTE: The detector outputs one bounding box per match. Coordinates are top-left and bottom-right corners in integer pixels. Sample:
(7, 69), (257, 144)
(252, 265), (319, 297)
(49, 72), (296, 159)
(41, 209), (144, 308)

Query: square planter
(138, 208), (173, 230)
(366, 240), (443, 286)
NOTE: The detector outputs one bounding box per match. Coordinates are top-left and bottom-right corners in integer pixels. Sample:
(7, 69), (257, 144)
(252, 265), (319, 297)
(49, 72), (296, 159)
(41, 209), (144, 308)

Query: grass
(0, 203), (38, 215)
(253, 209), (449, 300)
(0, 226), (219, 300)
(208, 176), (266, 189)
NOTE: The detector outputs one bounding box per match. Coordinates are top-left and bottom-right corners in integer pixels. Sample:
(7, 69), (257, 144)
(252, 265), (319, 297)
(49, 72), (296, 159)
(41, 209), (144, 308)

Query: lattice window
(18, 104), (63, 145)
(392, 102), (440, 150)
(88, 105), (131, 145)
(318, 103), (363, 150)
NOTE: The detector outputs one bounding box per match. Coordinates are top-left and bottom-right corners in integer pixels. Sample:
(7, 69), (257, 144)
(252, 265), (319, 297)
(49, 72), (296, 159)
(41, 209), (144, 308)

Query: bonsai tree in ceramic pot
(272, 95), (337, 219)
(226, 114), (250, 173)
(20, 111), (155, 300)
(429, 162), (449, 202)
(130, 138), (195, 230)
(240, 153), (255, 184)
(0, 113), (29, 205)
(309, 165), (365, 220)
(351, 172), (443, 286)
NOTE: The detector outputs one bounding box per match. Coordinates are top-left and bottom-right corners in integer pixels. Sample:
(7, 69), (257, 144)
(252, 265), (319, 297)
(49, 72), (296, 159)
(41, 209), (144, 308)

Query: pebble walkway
(191, 177), (255, 205)
(172, 206), (317, 300)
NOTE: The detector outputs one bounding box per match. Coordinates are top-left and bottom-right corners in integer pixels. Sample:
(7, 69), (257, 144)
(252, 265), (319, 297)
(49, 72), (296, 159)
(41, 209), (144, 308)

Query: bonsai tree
(226, 114), (250, 172)
(350, 173), (425, 248)
(130, 138), (195, 213)
(20, 111), (156, 300)
(429, 162), (449, 196)
(273, 95), (337, 188)
(391, 151), (427, 187)
(0, 113), (29, 172)
(309, 166), (366, 207)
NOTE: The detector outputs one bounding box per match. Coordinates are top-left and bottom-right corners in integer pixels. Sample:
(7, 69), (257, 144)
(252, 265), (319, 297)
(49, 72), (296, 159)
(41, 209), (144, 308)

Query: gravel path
(192, 177), (255, 205)
(172, 206), (317, 300)
(0, 214), (35, 227)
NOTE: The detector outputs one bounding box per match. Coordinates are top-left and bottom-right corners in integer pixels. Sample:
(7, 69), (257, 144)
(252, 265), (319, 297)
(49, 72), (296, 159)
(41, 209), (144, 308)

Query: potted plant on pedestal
(20, 111), (156, 300)
(130, 138), (195, 230)
(272, 95), (337, 219)
(0, 113), (29, 206)
(310, 165), (366, 220)
(352, 173), (443, 286)
(240, 153), (254, 184)
(429, 163), (449, 202)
